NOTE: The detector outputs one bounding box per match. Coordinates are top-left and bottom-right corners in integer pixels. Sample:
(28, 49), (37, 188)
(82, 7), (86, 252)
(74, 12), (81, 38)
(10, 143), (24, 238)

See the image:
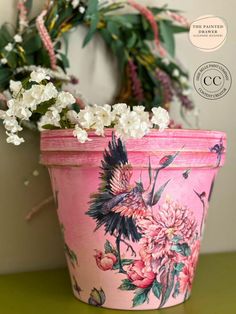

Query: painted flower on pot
(94, 250), (117, 271)
(178, 240), (200, 297)
(138, 198), (197, 273)
(88, 135), (200, 308)
(126, 260), (156, 288)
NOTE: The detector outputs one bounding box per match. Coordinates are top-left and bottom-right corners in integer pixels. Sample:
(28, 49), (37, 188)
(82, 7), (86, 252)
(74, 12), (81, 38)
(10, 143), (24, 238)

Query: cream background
(0, 0), (235, 274)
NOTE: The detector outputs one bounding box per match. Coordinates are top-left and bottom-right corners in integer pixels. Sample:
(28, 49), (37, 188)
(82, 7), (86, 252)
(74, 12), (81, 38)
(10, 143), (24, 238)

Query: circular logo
(189, 15), (227, 52)
(193, 62), (232, 100)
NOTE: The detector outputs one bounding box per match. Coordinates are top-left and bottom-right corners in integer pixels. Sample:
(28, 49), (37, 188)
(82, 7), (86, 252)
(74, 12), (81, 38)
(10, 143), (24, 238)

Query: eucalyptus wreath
(0, 0), (193, 122)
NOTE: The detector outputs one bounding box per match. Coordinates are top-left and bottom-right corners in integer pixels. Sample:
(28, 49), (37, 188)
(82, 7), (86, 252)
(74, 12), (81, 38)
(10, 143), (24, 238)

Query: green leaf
(109, 14), (140, 26)
(159, 269), (175, 308)
(152, 279), (162, 299)
(59, 53), (70, 69)
(141, 15), (150, 31)
(132, 288), (151, 307)
(0, 67), (12, 87)
(83, 13), (99, 47)
(173, 262), (185, 275)
(172, 281), (180, 298)
(150, 7), (168, 15)
(159, 20), (175, 57)
(107, 21), (120, 37)
(23, 33), (42, 54)
(85, 0), (98, 17)
(170, 24), (189, 34)
(64, 243), (78, 265)
(61, 33), (69, 55)
(127, 32), (137, 49)
(106, 15), (134, 28)
(42, 124), (60, 130)
(104, 240), (113, 254)
(82, 0), (99, 47)
(172, 235), (182, 244)
(152, 179), (171, 206)
(35, 48), (50, 67)
(6, 51), (17, 68)
(100, 29), (112, 45)
(148, 157), (152, 185)
(171, 243), (191, 257)
(24, 0), (33, 12)
(119, 279), (136, 291)
(0, 24), (13, 48)
(34, 98), (56, 114)
(113, 259), (133, 270)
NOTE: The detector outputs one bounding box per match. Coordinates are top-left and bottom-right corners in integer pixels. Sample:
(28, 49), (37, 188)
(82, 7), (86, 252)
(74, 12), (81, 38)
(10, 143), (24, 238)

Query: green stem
(116, 233), (126, 274)
(150, 168), (160, 205)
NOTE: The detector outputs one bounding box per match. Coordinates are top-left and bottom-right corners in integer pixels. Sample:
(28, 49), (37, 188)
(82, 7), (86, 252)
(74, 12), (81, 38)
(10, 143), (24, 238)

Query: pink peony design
(179, 240), (200, 294)
(127, 260), (156, 288)
(137, 198), (197, 272)
(94, 250), (117, 271)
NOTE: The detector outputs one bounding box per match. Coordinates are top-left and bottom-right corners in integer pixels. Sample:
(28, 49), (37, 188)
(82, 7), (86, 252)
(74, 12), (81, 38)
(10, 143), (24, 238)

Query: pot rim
(41, 128), (226, 140)
(40, 128), (226, 168)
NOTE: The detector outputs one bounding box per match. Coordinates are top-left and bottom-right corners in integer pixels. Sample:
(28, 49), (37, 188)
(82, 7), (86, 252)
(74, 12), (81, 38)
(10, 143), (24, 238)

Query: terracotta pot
(40, 129), (226, 310)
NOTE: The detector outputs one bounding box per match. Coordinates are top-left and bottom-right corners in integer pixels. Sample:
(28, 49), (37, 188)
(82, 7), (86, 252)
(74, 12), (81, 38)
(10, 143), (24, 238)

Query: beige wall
(0, 0), (235, 274)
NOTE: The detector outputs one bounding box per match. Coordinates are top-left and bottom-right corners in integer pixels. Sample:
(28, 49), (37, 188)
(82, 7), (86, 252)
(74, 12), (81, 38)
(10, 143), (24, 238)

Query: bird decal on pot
(86, 134), (180, 274)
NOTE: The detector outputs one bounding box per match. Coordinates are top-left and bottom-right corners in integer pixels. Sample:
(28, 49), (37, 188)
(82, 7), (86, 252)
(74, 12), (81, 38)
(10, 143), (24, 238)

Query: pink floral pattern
(94, 250), (117, 271)
(127, 260), (156, 288)
(179, 240), (200, 295)
(137, 198), (197, 272)
(88, 136), (201, 308)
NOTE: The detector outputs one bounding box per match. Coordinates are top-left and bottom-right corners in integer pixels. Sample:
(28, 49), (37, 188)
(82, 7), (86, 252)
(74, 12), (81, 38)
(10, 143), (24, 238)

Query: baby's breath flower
(66, 110), (79, 124)
(40, 82), (58, 102)
(73, 125), (90, 143)
(94, 104), (113, 126)
(180, 76), (188, 84)
(151, 107), (169, 131)
(77, 106), (96, 129)
(14, 34), (23, 43)
(6, 132), (24, 145)
(38, 110), (61, 131)
(1, 58), (7, 64)
(172, 69), (180, 78)
(72, 0), (80, 8)
(93, 120), (105, 136)
(30, 69), (50, 83)
(162, 58), (170, 66)
(3, 116), (22, 132)
(112, 103), (130, 116)
(79, 6), (85, 14)
(54, 91), (75, 113)
(115, 111), (150, 139)
(5, 43), (13, 52)
(10, 80), (23, 96)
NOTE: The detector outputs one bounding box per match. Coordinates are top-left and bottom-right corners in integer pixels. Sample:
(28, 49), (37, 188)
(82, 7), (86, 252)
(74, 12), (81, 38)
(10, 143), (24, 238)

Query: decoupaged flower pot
(40, 128), (226, 310)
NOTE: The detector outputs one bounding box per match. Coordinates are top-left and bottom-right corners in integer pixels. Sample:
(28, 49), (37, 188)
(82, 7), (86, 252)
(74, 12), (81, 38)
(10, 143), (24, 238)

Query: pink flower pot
(40, 129), (226, 310)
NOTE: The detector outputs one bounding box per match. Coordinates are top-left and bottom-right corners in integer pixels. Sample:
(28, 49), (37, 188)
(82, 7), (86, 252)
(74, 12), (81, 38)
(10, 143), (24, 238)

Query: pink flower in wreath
(137, 198), (197, 272)
(94, 250), (117, 271)
(127, 260), (156, 288)
(179, 240), (200, 293)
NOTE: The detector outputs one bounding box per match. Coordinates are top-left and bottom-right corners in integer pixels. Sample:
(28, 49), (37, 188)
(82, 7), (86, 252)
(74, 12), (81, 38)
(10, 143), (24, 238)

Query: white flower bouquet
(0, 69), (170, 145)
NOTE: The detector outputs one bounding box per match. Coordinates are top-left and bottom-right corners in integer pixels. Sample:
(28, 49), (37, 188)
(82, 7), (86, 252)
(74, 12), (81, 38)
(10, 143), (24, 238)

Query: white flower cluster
(68, 103), (170, 143)
(0, 69), (75, 145)
(0, 69), (170, 146)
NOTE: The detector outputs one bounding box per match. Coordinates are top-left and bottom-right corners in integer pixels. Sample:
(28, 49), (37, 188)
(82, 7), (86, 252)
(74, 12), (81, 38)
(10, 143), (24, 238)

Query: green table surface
(0, 252), (235, 314)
